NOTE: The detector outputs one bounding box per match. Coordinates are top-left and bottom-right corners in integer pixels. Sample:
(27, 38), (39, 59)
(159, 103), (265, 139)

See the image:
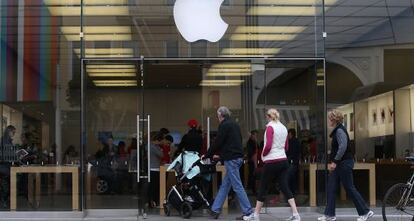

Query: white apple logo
(173, 0), (228, 42)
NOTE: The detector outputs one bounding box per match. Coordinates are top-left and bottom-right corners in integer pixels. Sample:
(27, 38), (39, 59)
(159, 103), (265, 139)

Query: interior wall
(395, 89), (411, 157)
(384, 49), (414, 86)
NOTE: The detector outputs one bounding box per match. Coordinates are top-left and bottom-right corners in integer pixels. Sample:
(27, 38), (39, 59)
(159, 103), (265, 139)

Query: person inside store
(318, 109), (374, 221)
(0, 125), (16, 209)
(20, 132), (39, 165)
(161, 135), (173, 164)
(246, 130), (259, 195)
(202, 106), (253, 220)
(18, 131), (40, 207)
(63, 145), (79, 164)
(117, 141), (128, 158)
(174, 119), (203, 158)
(245, 108), (301, 221)
(286, 128), (301, 195)
(147, 132), (164, 208)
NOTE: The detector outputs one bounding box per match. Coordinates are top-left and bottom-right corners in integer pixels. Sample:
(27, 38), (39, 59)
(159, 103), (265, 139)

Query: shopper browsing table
(202, 106), (253, 220)
(318, 109), (374, 221)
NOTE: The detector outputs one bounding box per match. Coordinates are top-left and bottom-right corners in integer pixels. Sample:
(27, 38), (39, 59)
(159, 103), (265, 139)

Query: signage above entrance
(173, 0), (228, 42)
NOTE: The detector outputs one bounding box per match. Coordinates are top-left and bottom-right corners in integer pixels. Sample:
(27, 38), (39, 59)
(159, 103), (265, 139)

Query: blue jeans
(325, 159), (370, 216)
(211, 158), (252, 215)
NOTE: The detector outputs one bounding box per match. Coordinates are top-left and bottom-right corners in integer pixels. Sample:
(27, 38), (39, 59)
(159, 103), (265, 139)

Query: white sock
(293, 213), (300, 217)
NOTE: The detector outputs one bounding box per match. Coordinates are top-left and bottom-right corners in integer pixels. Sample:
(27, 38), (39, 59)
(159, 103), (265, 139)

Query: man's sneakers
(208, 209), (220, 219)
(318, 215), (337, 221)
(357, 210), (374, 221)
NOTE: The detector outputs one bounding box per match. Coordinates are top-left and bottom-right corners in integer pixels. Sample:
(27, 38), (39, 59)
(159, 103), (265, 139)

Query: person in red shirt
(161, 135), (173, 164)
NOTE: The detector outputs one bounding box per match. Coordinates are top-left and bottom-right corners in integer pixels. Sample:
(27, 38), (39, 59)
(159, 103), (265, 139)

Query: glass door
(82, 59), (145, 219)
(142, 60), (205, 216)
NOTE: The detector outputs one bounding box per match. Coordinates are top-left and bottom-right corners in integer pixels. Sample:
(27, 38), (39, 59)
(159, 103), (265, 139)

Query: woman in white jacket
(245, 108), (300, 221)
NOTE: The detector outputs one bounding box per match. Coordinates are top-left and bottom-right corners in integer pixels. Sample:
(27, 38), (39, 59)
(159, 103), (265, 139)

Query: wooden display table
(10, 166), (79, 211)
(299, 163), (376, 207)
(160, 164), (226, 209)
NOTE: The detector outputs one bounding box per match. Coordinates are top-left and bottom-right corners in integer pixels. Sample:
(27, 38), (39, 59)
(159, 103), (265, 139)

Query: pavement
(0, 208), (408, 221)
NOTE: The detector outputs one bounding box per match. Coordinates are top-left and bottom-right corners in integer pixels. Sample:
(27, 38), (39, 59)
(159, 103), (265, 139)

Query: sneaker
(357, 210), (374, 221)
(318, 215), (337, 221)
(286, 215), (301, 221)
(208, 209), (220, 219)
(243, 213), (260, 221)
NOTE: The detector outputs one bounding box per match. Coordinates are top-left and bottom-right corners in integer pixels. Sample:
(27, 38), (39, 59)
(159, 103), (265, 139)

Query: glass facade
(0, 0), (413, 219)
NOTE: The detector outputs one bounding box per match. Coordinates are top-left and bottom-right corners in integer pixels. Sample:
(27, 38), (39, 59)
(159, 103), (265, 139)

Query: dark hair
(250, 130), (258, 135)
(6, 125), (16, 132)
(159, 128), (170, 135)
(164, 135), (174, 143)
(152, 132), (164, 142)
(118, 141), (126, 147)
(288, 129), (297, 138)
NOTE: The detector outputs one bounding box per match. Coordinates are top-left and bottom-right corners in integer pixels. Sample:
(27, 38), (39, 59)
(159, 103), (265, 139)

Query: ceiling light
(86, 64), (136, 69)
(248, 6), (319, 16)
(221, 48), (280, 56)
(94, 80), (137, 87)
(200, 83), (242, 87)
(234, 26), (306, 34)
(88, 73), (136, 77)
(75, 48), (134, 55)
(207, 69), (251, 73)
(64, 34), (132, 41)
(61, 26), (131, 34)
(206, 72), (252, 77)
(255, 0), (337, 5)
(230, 34), (296, 41)
(87, 68), (136, 73)
(95, 83), (137, 87)
(209, 63), (251, 69)
(201, 80), (245, 84)
(47, 6), (129, 16)
(43, 0), (128, 5)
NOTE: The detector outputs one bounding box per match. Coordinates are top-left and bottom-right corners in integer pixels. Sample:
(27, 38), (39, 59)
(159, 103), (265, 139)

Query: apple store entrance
(81, 58), (326, 218)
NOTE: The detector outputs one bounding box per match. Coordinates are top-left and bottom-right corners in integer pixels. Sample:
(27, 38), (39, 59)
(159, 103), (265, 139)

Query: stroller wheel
(163, 203), (171, 216)
(181, 202), (192, 219)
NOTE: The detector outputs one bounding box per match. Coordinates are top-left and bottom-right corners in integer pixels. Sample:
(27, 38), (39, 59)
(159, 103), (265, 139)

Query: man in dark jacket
(203, 106), (253, 219)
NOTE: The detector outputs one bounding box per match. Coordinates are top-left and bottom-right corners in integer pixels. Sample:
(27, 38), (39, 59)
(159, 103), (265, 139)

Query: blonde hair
(267, 108), (280, 121)
(328, 109), (344, 124)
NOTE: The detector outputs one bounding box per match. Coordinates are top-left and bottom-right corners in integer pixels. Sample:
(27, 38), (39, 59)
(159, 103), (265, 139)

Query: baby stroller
(164, 151), (216, 219)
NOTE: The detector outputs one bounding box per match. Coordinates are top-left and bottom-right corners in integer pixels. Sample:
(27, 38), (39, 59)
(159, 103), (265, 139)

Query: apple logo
(173, 0), (228, 42)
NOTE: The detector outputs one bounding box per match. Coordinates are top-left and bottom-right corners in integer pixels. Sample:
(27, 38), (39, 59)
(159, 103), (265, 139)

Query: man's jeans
(211, 158), (252, 215)
(325, 159), (369, 216)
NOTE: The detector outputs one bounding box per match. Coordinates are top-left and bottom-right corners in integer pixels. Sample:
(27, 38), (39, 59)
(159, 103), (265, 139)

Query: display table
(299, 163), (376, 207)
(159, 164), (226, 209)
(10, 166), (79, 211)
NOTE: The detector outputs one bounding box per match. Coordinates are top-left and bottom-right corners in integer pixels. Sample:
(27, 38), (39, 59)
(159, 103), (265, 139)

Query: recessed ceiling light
(234, 26), (306, 34)
(248, 6), (319, 16)
(230, 34), (296, 41)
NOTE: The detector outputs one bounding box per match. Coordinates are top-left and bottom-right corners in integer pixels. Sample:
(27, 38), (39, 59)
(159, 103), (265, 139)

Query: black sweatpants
(149, 171), (160, 205)
(257, 160), (293, 202)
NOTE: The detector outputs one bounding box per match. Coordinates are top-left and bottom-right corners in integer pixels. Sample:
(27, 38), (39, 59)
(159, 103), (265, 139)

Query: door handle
(207, 117), (210, 150)
(137, 115), (140, 183)
(147, 114), (151, 183)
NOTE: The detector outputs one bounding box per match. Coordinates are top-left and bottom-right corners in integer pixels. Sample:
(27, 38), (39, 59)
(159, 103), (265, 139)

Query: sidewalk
(0, 208), (394, 221)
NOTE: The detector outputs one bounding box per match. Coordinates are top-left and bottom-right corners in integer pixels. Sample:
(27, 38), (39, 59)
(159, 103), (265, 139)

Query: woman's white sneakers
(286, 215), (301, 221)
(357, 210), (374, 221)
(243, 213), (260, 221)
(318, 211), (373, 221)
(317, 215), (337, 221)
